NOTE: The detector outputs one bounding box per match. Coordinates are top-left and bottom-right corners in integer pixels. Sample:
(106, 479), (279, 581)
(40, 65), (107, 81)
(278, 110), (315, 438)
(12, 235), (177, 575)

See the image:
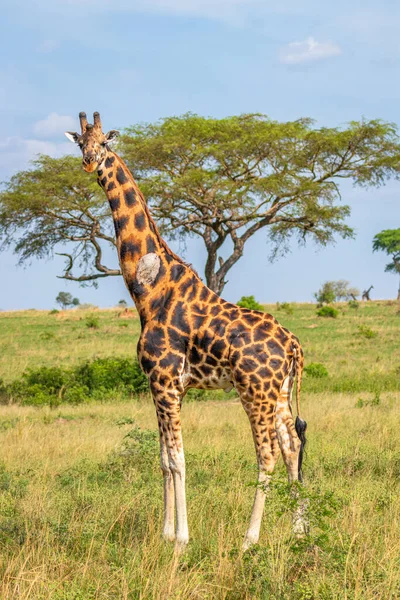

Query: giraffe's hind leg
(276, 370), (302, 483)
(276, 371), (309, 536)
(241, 390), (280, 550)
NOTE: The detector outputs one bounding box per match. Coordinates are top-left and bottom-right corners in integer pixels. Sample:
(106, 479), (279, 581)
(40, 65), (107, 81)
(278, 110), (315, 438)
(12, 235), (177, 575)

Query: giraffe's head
(65, 112), (119, 173)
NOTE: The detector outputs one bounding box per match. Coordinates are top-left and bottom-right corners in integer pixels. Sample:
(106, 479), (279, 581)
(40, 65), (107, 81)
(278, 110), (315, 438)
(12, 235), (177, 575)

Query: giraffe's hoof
(242, 535), (258, 551)
(163, 531), (176, 543)
(174, 539), (188, 554)
(292, 518), (309, 538)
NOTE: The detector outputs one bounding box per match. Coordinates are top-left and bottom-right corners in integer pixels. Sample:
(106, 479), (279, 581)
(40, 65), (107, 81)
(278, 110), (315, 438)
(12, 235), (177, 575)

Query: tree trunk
(204, 235), (245, 296)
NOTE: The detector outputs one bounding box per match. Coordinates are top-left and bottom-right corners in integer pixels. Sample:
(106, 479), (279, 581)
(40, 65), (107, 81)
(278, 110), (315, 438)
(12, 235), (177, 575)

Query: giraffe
(362, 285), (374, 301)
(65, 112), (308, 550)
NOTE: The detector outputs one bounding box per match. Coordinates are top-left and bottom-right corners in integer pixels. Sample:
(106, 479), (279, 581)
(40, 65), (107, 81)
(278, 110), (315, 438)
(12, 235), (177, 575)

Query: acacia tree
(56, 292), (80, 309)
(120, 114), (400, 294)
(314, 280), (360, 304)
(1, 115), (400, 295)
(0, 155), (121, 285)
(372, 229), (400, 299)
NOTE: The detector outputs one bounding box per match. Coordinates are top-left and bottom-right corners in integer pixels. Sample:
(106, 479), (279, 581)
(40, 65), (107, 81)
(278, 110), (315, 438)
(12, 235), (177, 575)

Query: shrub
(75, 357), (149, 397)
(276, 302), (294, 315)
(49, 309), (59, 315)
(304, 363), (329, 378)
(85, 315), (100, 329)
(314, 282), (336, 305)
(0, 379), (8, 404)
(316, 306), (339, 318)
(40, 331), (56, 341)
(356, 324), (378, 339)
(355, 392), (381, 408)
(348, 300), (359, 309)
(315, 280), (360, 304)
(78, 303), (98, 310)
(237, 295), (264, 311)
(5, 357), (149, 406)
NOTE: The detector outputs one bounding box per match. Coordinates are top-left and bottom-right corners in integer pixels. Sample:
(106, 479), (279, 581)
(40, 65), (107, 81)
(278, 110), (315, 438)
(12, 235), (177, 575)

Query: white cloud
(0, 136), (77, 179)
(33, 113), (76, 138)
(280, 37), (342, 65)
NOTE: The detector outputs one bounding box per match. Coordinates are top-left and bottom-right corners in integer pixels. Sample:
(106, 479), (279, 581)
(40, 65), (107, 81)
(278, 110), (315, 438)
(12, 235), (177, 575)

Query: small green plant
(355, 392), (381, 408)
(356, 324), (378, 339)
(40, 331), (56, 341)
(316, 306), (339, 318)
(348, 299), (359, 309)
(276, 301), (294, 315)
(85, 315), (100, 329)
(237, 295), (264, 311)
(304, 362), (329, 378)
(49, 309), (59, 315)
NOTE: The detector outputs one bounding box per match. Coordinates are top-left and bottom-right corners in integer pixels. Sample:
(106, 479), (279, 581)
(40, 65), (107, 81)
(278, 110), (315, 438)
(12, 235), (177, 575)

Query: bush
(49, 309), (59, 315)
(75, 357), (149, 396)
(304, 363), (329, 378)
(316, 306), (339, 318)
(85, 315), (100, 329)
(40, 331), (56, 341)
(78, 303), (98, 310)
(348, 300), (359, 309)
(315, 280), (360, 304)
(276, 302), (294, 315)
(237, 295), (264, 311)
(356, 324), (378, 339)
(314, 282), (336, 305)
(5, 357), (149, 406)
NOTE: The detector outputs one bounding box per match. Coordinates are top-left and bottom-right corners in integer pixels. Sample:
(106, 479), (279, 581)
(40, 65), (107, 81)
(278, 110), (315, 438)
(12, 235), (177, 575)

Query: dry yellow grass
(0, 391), (399, 599)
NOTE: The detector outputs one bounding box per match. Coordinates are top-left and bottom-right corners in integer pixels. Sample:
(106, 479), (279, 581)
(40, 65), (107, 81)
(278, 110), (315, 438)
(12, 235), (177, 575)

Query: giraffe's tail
(293, 341), (307, 482)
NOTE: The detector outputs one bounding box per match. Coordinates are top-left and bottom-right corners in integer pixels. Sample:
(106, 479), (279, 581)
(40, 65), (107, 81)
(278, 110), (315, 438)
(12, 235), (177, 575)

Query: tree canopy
(120, 114), (400, 294)
(56, 292), (80, 309)
(0, 155), (121, 285)
(314, 280), (360, 305)
(372, 228), (400, 299)
(1, 114), (400, 295)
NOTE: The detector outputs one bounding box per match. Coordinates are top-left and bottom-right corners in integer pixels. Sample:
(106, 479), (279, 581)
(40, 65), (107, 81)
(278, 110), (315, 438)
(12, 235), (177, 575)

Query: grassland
(0, 302), (399, 599)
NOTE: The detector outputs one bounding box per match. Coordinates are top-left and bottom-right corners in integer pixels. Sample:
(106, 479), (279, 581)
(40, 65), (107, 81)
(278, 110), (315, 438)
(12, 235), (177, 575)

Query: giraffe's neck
(98, 151), (183, 312)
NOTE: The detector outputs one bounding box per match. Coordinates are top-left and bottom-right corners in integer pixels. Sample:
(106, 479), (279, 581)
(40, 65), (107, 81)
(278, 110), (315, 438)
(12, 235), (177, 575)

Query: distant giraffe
(65, 112), (308, 550)
(362, 285), (374, 301)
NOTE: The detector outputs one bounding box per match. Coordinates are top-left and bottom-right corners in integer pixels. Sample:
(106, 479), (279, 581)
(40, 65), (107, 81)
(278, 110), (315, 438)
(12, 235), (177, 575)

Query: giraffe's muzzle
(82, 155), (98, 172)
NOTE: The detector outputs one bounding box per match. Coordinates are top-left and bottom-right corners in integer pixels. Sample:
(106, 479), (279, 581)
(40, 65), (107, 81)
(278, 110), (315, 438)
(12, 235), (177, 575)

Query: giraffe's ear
(105, 130), (119, 144)
(65, 131), (80, 144)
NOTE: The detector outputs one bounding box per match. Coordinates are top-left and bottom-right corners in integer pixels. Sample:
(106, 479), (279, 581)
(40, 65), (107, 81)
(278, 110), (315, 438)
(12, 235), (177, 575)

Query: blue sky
(1, 0), (399, 309)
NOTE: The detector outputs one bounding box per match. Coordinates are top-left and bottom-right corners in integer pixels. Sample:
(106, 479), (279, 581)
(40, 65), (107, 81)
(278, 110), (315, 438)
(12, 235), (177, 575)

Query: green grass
(0, 302), (399, 598)
(1, 302), (399, 394)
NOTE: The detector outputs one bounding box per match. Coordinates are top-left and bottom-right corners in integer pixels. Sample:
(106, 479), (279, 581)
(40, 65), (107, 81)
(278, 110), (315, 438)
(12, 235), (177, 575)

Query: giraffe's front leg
(159, 428), (175, 541)
(153, 386), (188, 549)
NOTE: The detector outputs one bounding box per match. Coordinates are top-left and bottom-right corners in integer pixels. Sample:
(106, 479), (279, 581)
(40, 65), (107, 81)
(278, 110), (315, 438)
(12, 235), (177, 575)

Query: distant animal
(362, 285), (374, 301)
(65, 111), (308, 550)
